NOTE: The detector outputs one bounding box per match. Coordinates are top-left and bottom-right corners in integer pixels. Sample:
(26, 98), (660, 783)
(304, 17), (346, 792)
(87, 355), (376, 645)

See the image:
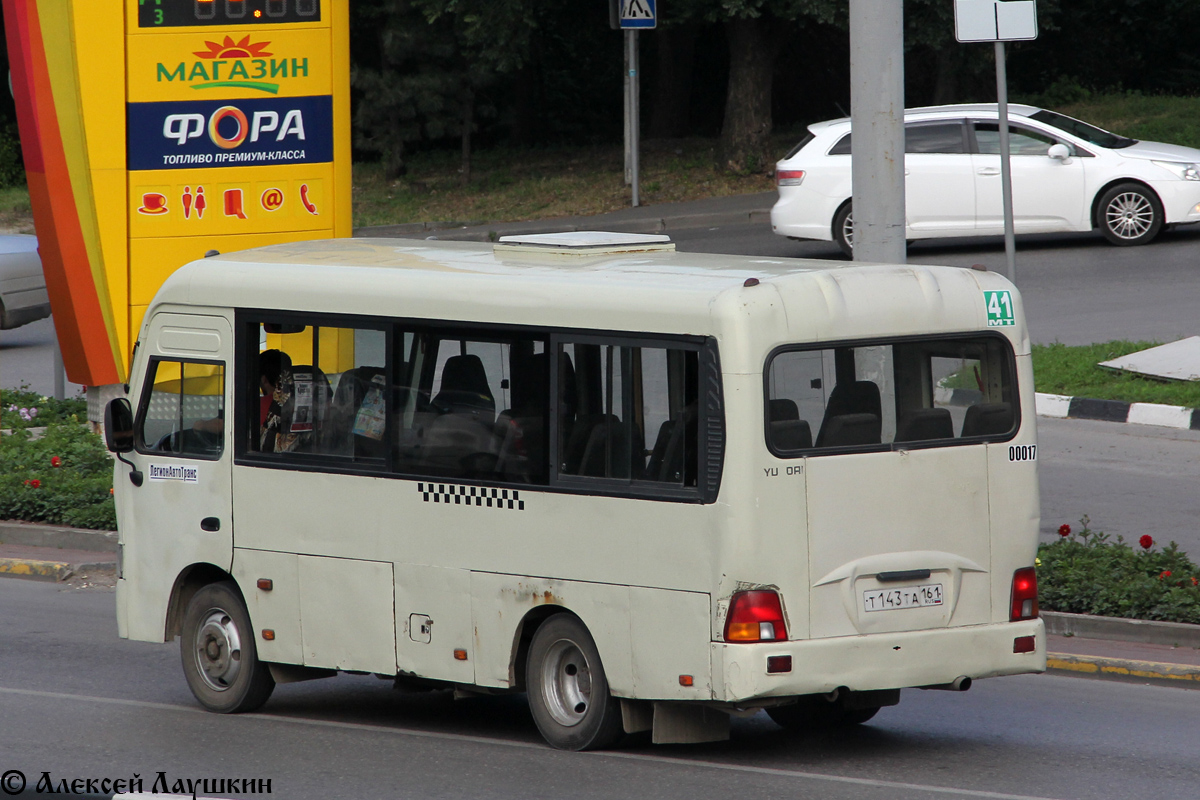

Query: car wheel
(181, 581), (275, 713)
(766, 694), (882, 730)
(833, 202), (854, 257)
(1098, 183), (1163, 246)
(526, 614), (622, 750)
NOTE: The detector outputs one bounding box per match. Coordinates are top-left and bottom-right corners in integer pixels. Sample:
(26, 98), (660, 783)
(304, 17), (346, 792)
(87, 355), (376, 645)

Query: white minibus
(105, 232), (1044, 750)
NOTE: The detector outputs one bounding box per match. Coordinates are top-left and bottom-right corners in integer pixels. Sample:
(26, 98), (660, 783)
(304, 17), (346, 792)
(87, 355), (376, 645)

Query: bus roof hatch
(494, 231), (675, 256)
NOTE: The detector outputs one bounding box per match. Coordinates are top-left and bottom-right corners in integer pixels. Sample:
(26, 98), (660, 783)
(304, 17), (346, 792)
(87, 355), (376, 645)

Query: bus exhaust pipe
(920, 676), (972, 692)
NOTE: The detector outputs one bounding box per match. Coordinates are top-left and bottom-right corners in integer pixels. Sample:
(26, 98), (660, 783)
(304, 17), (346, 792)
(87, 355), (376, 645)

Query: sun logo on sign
(193, 35), (273, 60)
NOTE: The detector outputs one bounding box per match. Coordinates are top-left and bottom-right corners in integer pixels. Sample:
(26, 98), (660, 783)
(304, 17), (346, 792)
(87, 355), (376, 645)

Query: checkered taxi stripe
(417, 482), (525, 510)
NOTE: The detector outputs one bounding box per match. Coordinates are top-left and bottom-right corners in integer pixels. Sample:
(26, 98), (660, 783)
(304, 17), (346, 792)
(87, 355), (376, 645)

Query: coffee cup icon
(139, 192), (168, 215)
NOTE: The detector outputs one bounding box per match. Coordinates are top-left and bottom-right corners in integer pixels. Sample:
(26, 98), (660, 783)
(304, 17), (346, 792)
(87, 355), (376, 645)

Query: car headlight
(1151, 160), (1200, 181)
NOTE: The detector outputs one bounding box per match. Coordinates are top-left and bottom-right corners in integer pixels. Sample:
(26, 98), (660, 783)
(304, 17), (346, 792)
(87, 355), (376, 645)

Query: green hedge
(1038, 518), (1200, 624)
(1, 389), (115, 531)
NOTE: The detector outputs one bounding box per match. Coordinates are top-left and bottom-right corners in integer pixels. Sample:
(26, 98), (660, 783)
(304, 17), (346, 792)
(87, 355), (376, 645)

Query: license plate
(862, 583), (944, 612)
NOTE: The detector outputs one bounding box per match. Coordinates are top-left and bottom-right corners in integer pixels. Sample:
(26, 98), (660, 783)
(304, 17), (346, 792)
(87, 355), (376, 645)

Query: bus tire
(526, 614), (622, 751)
(181, 580), (275, 713)
(766, 695), (881, 730)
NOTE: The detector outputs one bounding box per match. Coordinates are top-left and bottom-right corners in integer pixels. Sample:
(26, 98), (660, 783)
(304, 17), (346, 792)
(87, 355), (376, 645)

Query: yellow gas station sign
(3, 0), (350, 385)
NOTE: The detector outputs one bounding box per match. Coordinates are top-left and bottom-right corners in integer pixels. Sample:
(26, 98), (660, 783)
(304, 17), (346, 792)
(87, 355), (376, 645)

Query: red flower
(50, 456), (62, 467)
(1192, 577), (1198, 587)
(24, 479), (40, 489)
(1159, 570), (1172, 580)
(1058, 524), (1071, 537)
(1139, 535), (1154, 550)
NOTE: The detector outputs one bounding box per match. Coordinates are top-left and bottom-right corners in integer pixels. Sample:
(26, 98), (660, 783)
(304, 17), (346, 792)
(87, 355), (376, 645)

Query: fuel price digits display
(138, 0), (321, 27)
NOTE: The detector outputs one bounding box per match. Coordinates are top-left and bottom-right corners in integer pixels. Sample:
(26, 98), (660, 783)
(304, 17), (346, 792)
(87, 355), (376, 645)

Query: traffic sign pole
(628, 30), (640, 207)
(995, 41), (1016, 284)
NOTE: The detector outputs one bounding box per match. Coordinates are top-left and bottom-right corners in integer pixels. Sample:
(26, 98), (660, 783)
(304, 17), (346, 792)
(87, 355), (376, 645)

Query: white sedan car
(0, 234), (50, 329)
(770, 103), (1200, 255)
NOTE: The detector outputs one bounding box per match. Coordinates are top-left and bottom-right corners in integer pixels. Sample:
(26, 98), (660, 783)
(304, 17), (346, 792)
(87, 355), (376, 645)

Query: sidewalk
(354, 191), (777, 242)
(0, 522), (116, 581)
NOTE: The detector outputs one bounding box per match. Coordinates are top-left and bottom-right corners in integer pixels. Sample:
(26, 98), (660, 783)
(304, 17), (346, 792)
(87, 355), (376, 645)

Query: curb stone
(0, 558), (114, 582)
(0, 521), (117, 552)
(1045, 654), (1200, 688)
(1035, 392), (1200, 431)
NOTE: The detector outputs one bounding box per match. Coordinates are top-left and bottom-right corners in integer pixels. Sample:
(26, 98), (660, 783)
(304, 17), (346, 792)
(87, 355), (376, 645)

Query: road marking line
(0, 685), (1063, 800)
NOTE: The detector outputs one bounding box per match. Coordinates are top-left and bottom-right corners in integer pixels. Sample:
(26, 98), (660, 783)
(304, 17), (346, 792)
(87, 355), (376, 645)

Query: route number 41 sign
(985, 291), (1017, 327)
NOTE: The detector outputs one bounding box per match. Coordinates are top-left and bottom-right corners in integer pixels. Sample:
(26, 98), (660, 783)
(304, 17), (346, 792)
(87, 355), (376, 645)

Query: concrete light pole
(849, 0), (906, 264)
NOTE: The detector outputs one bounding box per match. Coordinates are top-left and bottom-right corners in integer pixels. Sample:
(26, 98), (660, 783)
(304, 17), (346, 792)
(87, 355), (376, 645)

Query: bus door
(125, 313), (234, 636)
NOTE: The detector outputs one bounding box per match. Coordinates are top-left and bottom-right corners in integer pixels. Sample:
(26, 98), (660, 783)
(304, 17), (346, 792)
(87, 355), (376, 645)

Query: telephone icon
(300, 183), (318, 215)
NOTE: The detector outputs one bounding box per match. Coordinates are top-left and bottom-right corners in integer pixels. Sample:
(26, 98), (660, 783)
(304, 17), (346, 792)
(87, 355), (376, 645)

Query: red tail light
(776, 169), (806, 187)
(1010, 567), (1039, 621)
(724, 590), (788, 642)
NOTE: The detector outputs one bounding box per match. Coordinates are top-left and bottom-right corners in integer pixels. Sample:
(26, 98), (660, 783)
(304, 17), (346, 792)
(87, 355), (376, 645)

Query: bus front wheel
(181, 580), (275, 713)
(526, 614), (622, 750)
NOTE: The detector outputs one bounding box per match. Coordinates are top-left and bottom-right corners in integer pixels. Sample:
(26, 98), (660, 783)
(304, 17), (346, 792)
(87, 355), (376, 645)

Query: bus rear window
(765, 335), (1016, 455)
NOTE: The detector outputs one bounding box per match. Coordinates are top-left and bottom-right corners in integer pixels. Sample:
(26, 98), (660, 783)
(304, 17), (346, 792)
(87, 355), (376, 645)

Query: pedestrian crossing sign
(621, 0), (657, 29)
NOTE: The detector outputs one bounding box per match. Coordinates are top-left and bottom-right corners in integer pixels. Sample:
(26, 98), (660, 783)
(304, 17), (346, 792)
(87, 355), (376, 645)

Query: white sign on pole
(954, 0), (1037, 42)
(620, 0), (657, 29)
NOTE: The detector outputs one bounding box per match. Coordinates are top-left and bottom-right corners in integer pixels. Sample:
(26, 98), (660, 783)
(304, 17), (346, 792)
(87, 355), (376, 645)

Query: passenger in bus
(190, 351), (291, 444)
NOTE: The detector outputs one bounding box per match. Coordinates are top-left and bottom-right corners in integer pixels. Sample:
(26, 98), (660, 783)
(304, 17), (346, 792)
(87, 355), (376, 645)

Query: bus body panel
(712, 618), (1045, 703)
(232, 549), (304, 664)
(396, 563), (475, 684)
(231, 470), (717, 593)
(115, 310), (234, 643)
(296, 555), (397, 673)
(805, 446), (992, 639)
(987, 352), (1041, 621)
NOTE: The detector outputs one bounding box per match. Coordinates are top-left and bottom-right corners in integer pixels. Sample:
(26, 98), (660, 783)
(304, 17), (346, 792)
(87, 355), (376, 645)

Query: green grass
(1032, 341), (1200, 408)
(352, 137), (779, 229)
(0, 185), (33, 233)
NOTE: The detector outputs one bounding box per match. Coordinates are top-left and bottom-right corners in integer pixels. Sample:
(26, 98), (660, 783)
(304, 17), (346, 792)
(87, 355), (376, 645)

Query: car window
(973, 123), (1061, 156)
(784, 132), (815, 159)
(826, 124), (967, 156)
(905, 123), (966, 154)
(1029, 109), (1135, 149)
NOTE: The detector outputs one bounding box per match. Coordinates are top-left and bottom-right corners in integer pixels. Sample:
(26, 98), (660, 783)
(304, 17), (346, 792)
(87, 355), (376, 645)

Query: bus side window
(394, 332), (548, 483)
(559, 341), (699, 486)
(254, 324), (388, 460)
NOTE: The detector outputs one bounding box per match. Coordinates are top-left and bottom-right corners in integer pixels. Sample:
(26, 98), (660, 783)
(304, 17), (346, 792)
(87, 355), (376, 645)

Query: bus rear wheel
(181, 580), (275, 713)
(526, 614), (622, 750)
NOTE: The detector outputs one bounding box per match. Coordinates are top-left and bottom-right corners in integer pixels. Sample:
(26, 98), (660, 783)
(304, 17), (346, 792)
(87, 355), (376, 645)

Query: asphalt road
(2, 578), (1198, 800)
(1038, 416), (1200, 554)
(669, 223), (1200, 347)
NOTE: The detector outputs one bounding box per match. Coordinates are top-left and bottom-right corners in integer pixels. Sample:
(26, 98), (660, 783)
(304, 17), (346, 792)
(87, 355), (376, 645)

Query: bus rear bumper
(711, 619), (1045, 704)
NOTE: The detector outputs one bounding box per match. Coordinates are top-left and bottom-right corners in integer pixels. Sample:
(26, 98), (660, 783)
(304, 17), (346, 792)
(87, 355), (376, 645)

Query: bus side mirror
(105, 398), (134, 453)
(105, 398), (144, 486)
